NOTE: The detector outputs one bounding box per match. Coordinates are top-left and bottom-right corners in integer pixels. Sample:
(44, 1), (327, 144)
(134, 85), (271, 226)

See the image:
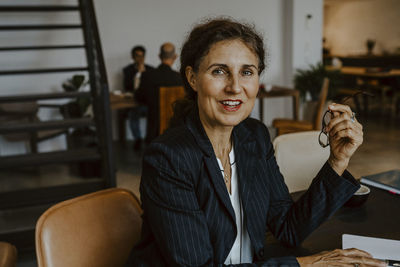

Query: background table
(109, 93), (136, 110)
(257, 86), (299, 123)
(109, 93), (137, 143)
(264, 186), (400, 258)
(327, 66), (400, 79)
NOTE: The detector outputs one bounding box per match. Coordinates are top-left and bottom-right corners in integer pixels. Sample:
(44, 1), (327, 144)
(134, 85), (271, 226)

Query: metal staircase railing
(0, 0), (115, 254)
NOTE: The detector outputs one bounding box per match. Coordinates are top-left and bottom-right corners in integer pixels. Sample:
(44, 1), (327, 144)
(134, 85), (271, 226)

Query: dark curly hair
(131, 45), (146, 57)
(170, 17), (266, 127)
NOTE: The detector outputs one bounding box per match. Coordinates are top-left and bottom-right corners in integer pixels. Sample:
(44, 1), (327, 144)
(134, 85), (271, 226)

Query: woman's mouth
(219, 100), (243, 112)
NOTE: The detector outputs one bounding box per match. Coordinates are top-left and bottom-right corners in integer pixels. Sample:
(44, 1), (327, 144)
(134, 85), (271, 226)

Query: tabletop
(109, 92), (136, 110)
(257, 86), (300, 122)
(326, 66), (400, 78)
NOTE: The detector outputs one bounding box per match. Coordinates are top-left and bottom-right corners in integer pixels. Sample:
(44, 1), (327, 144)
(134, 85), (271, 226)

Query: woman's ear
(185, 66), (197, 92)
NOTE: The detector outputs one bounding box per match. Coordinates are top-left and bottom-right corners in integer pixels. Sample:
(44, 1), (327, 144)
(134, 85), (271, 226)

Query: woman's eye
(242, 70), (253, 76)
(211, 68), (226, 75)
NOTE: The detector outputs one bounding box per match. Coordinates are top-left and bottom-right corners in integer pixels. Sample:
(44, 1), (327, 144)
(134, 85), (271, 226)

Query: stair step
(0, 118), (94, 134)
(0, 204), (50, 234)
(0, 181), (106, 254)
(0, 67), (88, 75)
(0, 5), (79, 12)
(0, 148), (101, 169)
(0, 92), (90, 103)
(0, 45), (85, 51)
(0, 24), (82, 31)
(0, 180), (105, 210)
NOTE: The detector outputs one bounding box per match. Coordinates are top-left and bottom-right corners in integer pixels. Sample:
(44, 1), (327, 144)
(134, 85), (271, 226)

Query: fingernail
(329, 105), (334, 109)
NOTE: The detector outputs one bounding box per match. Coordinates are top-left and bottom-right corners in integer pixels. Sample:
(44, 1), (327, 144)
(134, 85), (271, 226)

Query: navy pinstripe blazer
(132, 109), (359, 267)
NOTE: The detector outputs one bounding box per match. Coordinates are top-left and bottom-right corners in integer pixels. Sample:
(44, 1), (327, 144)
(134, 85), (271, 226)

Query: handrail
(0, 45), (85, 51)
(0, 5), (79, 12)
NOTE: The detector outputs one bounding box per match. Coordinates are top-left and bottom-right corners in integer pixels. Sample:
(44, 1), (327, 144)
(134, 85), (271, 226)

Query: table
(264, 186), (400, 258)
(109, 93), (136, 110)
(109, 93), (137, 143)
(327, 66), (400, 79)
(257, 86), (299, 123)
(326, 66), (400, 116)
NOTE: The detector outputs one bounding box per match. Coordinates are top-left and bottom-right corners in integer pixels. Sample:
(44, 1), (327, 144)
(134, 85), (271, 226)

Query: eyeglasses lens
(319, 131), (329, 147)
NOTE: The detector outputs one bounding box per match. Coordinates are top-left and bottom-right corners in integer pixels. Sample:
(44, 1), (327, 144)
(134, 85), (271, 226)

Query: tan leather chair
(0, 242), (17, 267)
(159, 86), (185, 134)
(35, 188), (142, 267)
(273, 78), (330, 136)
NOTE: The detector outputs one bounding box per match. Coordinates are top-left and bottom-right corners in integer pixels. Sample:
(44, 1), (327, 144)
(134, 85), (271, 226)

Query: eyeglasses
(318, 91), (374, 148)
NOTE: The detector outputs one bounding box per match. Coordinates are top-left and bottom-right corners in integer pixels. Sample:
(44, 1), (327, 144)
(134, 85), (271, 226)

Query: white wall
(291, 0), (324, 73)
(94, 0), (292, 126)
(324, 0), (400, 56)
(0, 0), (324, 153)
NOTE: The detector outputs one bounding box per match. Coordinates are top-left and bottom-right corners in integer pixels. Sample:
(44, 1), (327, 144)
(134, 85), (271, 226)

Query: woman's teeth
(221, 100), (241, 106)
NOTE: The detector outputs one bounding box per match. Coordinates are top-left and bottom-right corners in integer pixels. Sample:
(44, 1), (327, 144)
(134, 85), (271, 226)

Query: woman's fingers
(329, 103), (353, 117)
(326, 112), (362, 133)
(330, 248), (386, 267)
(330, 122), (363, 142)
(297, 248), (387, 267)
(328, 118), (363, 142)
(340, 248), (372, 257)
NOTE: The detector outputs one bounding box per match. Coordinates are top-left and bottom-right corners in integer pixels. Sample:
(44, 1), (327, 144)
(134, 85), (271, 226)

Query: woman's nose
(225, 74), (242, 94)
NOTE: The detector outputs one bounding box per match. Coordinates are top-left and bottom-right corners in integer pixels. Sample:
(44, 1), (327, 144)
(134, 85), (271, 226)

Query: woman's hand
(297, 248), (387, 267)
(325, 103), (363, 175)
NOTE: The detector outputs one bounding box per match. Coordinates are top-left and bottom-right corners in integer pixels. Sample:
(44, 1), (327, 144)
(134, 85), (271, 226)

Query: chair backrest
(159, 86), (185, 135)
(0, 242), (17, 267)
(273, 131), (330, 193)
(312, 78), (330, 130)
(35, 188), (142, 267)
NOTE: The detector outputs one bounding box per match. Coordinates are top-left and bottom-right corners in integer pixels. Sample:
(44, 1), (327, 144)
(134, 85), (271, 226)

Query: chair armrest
(272, 118), (313, 129)
(0, 242), (17, 267)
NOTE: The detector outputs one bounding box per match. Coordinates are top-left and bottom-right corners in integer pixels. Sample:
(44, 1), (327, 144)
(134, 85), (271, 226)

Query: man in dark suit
(123, 45), (154, 150)
(135, 42), (183, 143)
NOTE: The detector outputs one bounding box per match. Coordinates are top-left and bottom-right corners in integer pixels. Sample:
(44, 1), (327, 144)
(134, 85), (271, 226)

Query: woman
(132, 18), (385, 266)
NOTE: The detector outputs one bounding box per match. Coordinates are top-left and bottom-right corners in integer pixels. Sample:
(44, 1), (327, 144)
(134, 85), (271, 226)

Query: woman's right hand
(296, 248), (387, 267)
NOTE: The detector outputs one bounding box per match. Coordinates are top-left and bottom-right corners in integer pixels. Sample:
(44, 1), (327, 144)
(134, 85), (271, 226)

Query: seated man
(122, 45), (154, 150)
(135, 42), (183, 143)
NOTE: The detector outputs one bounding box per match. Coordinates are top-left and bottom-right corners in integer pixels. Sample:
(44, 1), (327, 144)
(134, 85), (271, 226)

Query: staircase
(0, 0), (115, 254)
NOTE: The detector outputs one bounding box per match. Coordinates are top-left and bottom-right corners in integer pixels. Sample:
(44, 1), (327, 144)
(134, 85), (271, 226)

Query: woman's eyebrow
(243, 64), (258, 70)
(206, 63), (228, 71)
(206, 63), (258, 71)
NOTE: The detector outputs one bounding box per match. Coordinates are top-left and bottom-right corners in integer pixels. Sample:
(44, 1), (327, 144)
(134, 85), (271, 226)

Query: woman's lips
(219, 100), (243, 112)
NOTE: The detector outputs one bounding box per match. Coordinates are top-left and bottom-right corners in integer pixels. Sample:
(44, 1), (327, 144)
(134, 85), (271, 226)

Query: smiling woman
(131, 18), (383, 267)
(185, 39), (259, 135)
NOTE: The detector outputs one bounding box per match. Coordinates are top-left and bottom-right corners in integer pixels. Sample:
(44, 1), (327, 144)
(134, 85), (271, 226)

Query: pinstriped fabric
(132, 109), (360, 267)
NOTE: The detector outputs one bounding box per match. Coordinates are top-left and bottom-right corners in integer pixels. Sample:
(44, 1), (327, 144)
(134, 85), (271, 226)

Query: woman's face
(186, 39), (260, 131)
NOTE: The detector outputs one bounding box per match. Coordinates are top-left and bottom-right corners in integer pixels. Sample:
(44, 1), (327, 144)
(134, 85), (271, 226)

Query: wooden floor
(12, 113), (400, 266)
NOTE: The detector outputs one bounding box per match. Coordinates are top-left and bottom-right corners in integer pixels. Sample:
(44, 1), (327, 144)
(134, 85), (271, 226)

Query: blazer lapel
(233, 121), (263, 212)
(185, 110), (236, 223)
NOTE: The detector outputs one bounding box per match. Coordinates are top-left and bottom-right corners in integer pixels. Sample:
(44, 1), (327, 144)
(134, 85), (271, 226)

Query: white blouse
(217, 148), (254, 264)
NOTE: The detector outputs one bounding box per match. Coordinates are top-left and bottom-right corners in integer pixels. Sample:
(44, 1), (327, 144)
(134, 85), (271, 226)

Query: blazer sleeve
(261, 126), (360, 247)
(140, 141), (305, 267)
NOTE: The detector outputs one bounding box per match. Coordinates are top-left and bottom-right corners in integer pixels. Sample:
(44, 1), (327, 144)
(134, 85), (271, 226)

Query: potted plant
(366, 39), (376, 55)
(294, 62), (347, 122)
(61, 74), (91, 118)
(61, 75), (100, 178)
(294, 62), (343, 102)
